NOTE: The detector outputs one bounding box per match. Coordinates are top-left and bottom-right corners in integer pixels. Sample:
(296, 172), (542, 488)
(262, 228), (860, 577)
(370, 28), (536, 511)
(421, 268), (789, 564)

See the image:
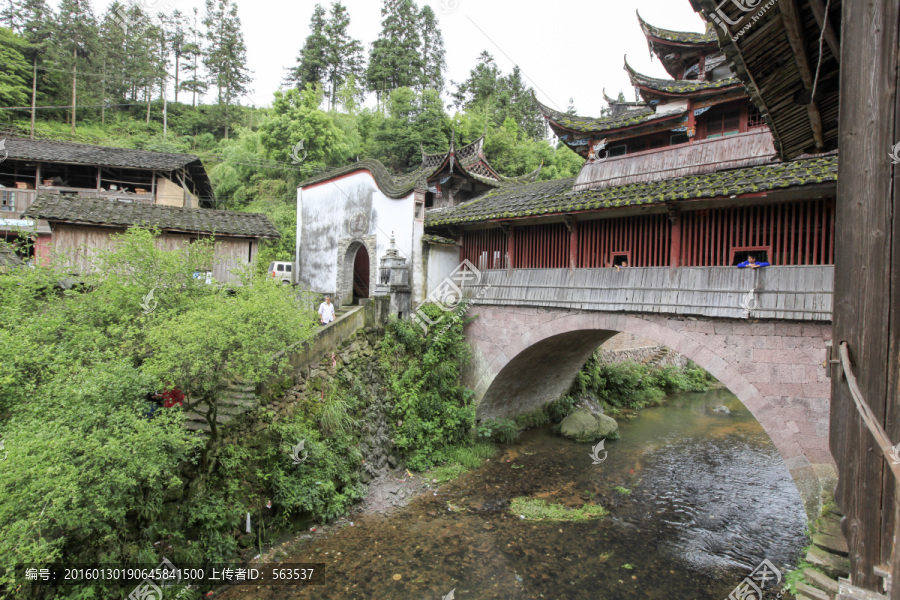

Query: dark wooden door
(352, 245), (369, 299)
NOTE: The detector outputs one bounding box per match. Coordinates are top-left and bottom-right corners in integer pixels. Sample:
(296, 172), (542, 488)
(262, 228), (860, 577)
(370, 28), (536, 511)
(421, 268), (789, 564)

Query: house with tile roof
(23, 194), (278, 283)
(295, 134), (541, 309)
(0, 136), (216, 261)
(422, 11), (837, 277)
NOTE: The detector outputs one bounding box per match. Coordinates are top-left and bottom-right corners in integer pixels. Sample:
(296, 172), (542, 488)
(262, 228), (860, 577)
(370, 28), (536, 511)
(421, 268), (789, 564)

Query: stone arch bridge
(457, 266), (835, 518)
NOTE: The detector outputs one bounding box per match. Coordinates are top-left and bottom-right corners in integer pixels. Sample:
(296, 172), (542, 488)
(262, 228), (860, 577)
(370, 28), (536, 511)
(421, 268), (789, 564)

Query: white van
(268, 261), (294, 284)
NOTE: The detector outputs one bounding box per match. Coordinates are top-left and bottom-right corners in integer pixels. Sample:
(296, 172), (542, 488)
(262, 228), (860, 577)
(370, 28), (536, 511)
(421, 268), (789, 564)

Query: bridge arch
(464, 306), (835, 518)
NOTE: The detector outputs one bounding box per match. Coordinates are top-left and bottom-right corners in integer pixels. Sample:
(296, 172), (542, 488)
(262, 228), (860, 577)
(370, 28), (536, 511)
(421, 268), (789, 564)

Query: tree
(286, 4), (328, 92)
(366, 0), (422, 107)
(452, 52), (544, 141)
(374, 87), (449, 171)
(418, 5), (446, 93)
(54, 0), (100, 130)
(257, 84), (352, 176)
(0, 0), (21, 31)
(167, 10), (189, 103)
(143, 271), (319, 447)
(0, 28), (31, 107)
(203, 0), (252, 139)
(179, 7), (206, 106)
(322, 2), (363, 111)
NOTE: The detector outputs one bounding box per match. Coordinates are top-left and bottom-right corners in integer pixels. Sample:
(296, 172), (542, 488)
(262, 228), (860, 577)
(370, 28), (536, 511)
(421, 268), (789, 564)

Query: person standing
(318, 296), (335, 325)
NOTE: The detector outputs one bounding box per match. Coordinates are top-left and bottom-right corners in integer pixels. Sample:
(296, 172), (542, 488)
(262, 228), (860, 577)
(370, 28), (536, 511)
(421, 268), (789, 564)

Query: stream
(219, 388), (806, 600)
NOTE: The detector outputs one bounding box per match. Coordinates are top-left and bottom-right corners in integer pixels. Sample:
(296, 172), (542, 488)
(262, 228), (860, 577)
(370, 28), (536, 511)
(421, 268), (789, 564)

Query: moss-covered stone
(559, 408), (618, 442)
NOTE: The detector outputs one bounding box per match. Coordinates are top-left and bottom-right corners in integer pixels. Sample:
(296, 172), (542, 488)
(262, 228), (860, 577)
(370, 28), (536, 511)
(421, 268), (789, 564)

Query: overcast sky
(86, 0), (708, 117)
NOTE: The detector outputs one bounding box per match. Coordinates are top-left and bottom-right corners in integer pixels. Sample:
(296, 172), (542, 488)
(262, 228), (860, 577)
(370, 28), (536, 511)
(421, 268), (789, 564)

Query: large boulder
(560, 408), (619, 442)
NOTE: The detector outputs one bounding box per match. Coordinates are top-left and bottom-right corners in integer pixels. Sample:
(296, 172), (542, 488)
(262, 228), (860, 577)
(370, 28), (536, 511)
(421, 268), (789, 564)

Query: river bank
(215, 388), (805, 600)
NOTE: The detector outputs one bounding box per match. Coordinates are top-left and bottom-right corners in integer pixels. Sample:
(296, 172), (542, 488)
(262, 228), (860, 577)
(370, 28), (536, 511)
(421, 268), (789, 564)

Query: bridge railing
(461, 265), (833, 321)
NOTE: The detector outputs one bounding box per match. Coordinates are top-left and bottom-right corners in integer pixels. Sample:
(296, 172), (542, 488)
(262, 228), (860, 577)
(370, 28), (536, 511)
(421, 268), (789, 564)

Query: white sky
(85, 0), (708, 116)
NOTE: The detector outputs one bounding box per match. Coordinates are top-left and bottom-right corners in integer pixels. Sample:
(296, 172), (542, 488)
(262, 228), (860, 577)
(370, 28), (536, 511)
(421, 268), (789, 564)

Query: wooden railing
(460, 265), (833, 321)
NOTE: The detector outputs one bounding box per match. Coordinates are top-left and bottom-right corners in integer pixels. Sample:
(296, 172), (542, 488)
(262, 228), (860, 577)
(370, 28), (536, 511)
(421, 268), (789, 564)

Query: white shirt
(318, 301), (335, 323)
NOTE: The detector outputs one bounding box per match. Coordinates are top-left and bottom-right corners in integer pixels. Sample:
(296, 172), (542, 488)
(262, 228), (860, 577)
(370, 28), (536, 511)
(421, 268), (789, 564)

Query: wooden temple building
(424, 12), (838, 277)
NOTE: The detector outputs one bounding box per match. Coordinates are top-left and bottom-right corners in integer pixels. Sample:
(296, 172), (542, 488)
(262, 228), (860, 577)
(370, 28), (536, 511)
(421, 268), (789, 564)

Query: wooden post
(565, 216), (577, 272)
(831, 0), (900, 595)
(667, 203), (681, 267)
(30, 55), (37, 140)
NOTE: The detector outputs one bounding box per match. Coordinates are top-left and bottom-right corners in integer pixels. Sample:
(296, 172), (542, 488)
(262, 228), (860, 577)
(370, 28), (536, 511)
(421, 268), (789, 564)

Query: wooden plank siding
(459, 198), (836, 270)
(46, 223), (257, 284)
(459, 265), (833, 322)
(830, 0), (900, 595)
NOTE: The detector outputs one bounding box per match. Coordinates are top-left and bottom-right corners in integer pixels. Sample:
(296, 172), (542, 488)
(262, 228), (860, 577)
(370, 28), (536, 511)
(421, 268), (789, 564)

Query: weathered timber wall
(462, 266), (833, 322)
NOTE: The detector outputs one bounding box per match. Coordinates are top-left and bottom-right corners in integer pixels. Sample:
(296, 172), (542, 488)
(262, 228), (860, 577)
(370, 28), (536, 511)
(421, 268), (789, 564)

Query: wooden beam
(780, 0), (826, 149)
(831, 0), (900, 593)
(808, 0), (841, 64)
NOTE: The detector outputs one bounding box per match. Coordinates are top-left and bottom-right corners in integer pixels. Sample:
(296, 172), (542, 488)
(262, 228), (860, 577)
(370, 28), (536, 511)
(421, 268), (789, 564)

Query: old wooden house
(0, 137), (215, 259)
(22, 194), (278, 283)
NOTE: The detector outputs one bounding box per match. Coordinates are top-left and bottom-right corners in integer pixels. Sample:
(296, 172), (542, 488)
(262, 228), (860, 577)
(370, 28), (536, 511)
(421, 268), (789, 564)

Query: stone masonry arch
(463, 305), (835, 518)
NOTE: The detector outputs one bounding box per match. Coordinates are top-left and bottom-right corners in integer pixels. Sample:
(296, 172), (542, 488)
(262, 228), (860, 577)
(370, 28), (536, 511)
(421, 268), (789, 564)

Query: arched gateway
(463, 305), (835, 519)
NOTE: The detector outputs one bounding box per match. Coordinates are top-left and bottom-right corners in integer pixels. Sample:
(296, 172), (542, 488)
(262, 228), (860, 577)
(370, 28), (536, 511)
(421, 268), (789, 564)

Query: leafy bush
(379, 304), (476, 470)
(476, 418), (519, 443)
(565, 353), (715, 413)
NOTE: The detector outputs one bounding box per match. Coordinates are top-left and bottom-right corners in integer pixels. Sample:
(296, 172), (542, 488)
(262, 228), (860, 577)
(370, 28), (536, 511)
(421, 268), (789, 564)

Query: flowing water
(221, 389), (806, 600)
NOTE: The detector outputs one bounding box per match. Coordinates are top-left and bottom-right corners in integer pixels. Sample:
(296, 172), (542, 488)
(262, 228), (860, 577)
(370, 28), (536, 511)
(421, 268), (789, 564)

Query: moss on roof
(537, 99), (683, 135)
(421, 234), (458, 246)
(625, 61), (743, 95)
(425, 155), (838, 226)
(637, 11), (718, 45)
(24, 194), (280, 238)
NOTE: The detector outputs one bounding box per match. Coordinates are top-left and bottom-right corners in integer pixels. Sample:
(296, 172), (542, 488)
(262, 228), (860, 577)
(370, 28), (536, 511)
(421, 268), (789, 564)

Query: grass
(510, 497), (607, 522)
(427, 442), (497, 483)
(614, 486), (632, 495)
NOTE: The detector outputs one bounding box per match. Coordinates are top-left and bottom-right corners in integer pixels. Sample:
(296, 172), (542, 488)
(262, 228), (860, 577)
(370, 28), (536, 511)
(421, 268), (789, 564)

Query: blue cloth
(737, 260), (770, 268)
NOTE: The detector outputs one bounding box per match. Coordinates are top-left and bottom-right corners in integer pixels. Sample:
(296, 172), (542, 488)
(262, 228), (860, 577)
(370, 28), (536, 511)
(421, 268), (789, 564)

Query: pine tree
(367, 0), (423, 108)
(1, 0), (22, 31)
(286, 4), (328, 91)
(54, 0), (99, 131)
(179, 7), (206, 106)
(203, 0), (252, 139)
(167, 10), (188, 103)
(418, 5), (446, 93)
(322, 2), (363, 111)
(0, 28), (31, 107)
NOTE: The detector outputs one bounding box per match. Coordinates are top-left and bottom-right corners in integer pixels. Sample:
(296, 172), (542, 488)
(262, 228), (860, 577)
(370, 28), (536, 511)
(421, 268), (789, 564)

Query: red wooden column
(500, 222), (514, 271)
(666, 203), (681, 267)
(565, 216), (577, 272)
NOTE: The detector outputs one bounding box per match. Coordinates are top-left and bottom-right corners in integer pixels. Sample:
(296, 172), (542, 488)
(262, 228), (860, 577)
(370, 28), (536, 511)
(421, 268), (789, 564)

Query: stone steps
(792, 507), (851, 600)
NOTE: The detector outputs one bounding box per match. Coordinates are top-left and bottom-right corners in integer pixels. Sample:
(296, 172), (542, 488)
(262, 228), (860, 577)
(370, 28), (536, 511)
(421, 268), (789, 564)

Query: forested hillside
(0, 0), (585, 263)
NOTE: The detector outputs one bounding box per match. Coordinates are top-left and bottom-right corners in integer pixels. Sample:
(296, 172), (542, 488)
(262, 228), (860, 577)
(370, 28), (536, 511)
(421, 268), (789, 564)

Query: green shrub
(514, 409), (550, 429)
(476, 418), (519, 443)
(379, 303), (476, 470)
(545, 395), (578, 422)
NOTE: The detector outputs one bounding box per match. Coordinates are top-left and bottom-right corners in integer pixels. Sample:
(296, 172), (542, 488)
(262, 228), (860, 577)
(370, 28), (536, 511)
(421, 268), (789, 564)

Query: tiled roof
(421, 234), (458, 246)
(637, 11), (718, 45)
(3, 137), (200, 170)
(301, 138), (541, 198)
(301, 159), (430, 199)
(625, 61), (743, 96)
(24, 194), (279, 238)
(1, 137), (215, 203)
(537, 99), (683, 135)
(426, 155), (838, 226)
